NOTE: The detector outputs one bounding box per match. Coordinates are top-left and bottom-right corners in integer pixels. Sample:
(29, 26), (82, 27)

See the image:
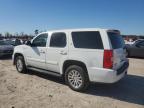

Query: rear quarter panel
(68, 30), (105, 70)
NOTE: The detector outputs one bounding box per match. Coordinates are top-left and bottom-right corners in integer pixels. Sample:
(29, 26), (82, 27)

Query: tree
(14, 32), (19, 37)
(34, 30), (39, 36)
(20, 32), (24, 36)
(5, 32), (10, 37)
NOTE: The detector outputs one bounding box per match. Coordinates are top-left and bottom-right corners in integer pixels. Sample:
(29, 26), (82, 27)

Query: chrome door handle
(40, 50), (45, 53)
(60, 51), (67, 55)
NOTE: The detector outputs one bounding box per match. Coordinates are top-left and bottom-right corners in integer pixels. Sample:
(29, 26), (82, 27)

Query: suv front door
(25, 33), (48, 69)
(46, 32), (68, 73)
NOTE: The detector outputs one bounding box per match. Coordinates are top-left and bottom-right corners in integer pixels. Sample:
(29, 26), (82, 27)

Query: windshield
(0, 40), (11, 45)
(5, 40), (15, 45)
(108, 32), (125, 49)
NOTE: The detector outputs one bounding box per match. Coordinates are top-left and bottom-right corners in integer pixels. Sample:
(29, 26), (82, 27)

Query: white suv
(13, 28), (129, 91)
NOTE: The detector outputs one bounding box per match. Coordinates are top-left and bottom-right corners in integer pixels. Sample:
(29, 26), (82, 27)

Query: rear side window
(72, 31), (103, 49)
(108, 32), (124, 49)
(50, 32), (66, 47)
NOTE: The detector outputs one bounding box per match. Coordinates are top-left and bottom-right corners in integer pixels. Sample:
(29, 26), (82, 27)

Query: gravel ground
(0, 57), (144, 108)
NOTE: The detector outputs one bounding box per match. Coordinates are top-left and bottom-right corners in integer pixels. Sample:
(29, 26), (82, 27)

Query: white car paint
(13, 28), (129, 83)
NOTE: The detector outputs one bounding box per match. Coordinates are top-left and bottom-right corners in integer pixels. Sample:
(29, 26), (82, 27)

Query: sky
(0, 0), (144, 35)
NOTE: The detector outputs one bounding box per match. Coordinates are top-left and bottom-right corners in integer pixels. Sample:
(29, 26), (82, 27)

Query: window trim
(50, 32), (67, 48)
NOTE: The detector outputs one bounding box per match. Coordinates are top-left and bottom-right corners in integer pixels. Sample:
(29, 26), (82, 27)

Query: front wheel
(65, 65), (89, 92)
(15, 56), (27, 73)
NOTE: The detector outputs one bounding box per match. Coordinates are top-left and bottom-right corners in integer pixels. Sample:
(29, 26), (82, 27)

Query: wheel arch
(13, 53), (25, 65)
(62, 60), (89, 78)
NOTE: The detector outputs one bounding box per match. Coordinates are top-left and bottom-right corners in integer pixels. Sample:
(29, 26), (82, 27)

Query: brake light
(103, 50), (113, 69)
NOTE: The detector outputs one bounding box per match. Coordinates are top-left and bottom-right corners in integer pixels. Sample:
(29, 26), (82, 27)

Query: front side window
(50, 32), (66, 47)
(72, 31), (104, 49)
(32, 33), (48, 47)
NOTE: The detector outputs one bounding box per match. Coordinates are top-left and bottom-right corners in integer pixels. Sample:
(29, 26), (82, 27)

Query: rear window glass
(72, 31), (104, 49)
(108, 32), (124, 49)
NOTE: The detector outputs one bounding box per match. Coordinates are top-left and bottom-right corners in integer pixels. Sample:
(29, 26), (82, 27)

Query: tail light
(103, 50), (113, 69)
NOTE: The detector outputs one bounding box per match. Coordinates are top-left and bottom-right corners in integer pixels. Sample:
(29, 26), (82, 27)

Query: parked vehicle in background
(126, 39), (144, 58)
(125, 39), (135, 45)
(0, 40), (14, 57)
(6, 39), (22, 46)
(13, 28), (129, 91)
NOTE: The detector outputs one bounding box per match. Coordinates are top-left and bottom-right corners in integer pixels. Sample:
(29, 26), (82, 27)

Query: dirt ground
(0, 57), (144, 108)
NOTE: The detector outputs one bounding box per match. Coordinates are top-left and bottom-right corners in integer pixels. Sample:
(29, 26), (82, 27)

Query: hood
(15, 44), (25, 49)
(0, 45), (14, 50)
(14, 44), (26, 51)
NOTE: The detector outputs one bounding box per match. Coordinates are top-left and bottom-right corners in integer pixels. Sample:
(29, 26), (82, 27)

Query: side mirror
(26, 40), (32, 46)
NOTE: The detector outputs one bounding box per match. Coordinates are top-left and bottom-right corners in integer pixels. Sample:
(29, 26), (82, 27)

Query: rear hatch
(107, 31), (127, 70)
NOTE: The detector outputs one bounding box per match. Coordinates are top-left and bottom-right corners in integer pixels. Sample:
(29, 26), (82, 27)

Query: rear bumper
(88, 62), (129, 83)
(117, 62), (129, 75)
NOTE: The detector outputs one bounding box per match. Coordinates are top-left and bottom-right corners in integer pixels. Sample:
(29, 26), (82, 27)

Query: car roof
(44, 28), (119, 33)
(36, 28), (120, 37)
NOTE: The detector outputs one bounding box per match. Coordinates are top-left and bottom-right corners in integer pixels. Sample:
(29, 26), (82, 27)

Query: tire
(15, 56), (27, 73)
(65, 65), (89, 92)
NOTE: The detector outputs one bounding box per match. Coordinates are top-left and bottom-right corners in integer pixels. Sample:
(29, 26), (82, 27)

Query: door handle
(39, 50), (45, 54)
(60, 51), (67, 55)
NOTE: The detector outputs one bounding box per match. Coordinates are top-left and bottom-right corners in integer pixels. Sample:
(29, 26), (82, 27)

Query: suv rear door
(107, 31), (127, 70)
(71, 31), (104, 69)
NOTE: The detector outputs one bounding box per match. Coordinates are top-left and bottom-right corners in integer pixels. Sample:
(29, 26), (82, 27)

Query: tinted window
(108, 32), (124, 49)
(0, 40), (11, 45)
(5, 40), (15, 46)
(15, 39), (22, 46)
(32, 33), (48, 47)
(137, 41), (144, 46)
(72, 31), (103, 49)
(50, 33), (66, 47)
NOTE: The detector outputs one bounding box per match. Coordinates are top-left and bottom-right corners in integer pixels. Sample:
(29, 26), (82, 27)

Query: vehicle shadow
(27, 71), (144, 105)
(86, 74), (144, 105)
(27, 70), (65, 84)
(128, 56), (144, 59)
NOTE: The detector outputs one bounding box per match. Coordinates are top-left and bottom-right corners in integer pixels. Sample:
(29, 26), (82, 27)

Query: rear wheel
(15, 56), (27, 73)
(65, 65), (89, 91)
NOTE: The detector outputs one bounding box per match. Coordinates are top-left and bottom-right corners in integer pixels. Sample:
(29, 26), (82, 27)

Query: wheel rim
(16, 59), (23, 72)
(68, 70), (83, 89)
